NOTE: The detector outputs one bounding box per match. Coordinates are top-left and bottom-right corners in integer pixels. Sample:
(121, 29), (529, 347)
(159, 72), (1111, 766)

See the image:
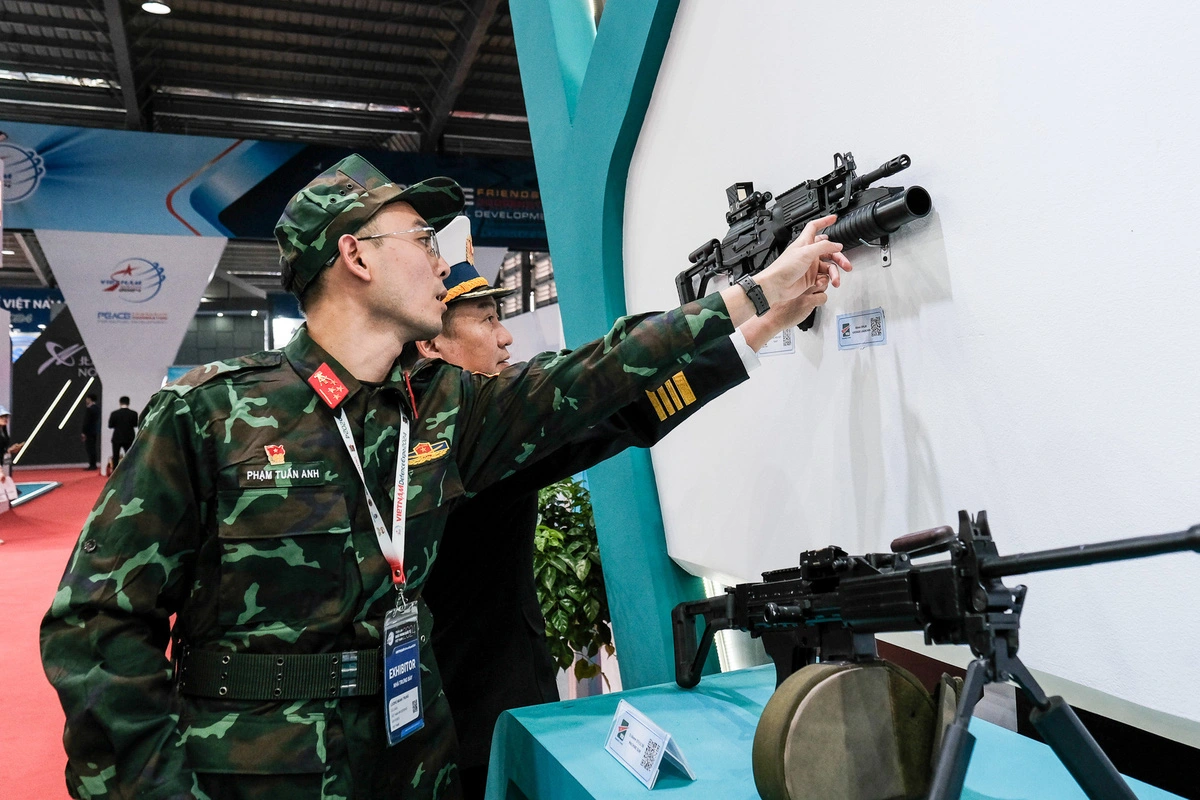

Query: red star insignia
(308, 363), (350, 409)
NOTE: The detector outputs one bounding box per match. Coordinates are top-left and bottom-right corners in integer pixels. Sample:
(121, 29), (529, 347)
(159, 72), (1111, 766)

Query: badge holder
(604, 699), (695, 789)
(383, 599), (423, 745)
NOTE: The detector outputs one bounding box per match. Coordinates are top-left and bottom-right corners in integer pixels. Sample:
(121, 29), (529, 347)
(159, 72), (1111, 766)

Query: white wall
(504, 303), (566, 363)
(625, 1), (1200, 724)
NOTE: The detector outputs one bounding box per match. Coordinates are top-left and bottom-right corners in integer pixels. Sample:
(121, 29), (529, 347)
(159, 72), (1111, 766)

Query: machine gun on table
(672, 510), (1199, 800)
(675, 152), (932, 329)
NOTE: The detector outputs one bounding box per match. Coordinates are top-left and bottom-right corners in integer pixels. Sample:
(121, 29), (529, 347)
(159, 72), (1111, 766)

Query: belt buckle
(338, 651), (359, 697)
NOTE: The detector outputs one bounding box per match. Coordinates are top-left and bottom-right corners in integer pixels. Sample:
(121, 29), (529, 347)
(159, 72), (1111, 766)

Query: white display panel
(625, 1), (1200, 723)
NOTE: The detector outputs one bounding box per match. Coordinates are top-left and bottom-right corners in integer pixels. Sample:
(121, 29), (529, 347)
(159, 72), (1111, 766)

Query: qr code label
(640, 739), (660, 770)
(836, 308), (887, 350)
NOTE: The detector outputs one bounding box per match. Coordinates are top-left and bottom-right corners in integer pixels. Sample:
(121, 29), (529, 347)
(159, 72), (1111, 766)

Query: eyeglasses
(358, 226), (440, 261)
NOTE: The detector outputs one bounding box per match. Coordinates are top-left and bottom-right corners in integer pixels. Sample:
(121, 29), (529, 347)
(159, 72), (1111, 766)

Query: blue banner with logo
(1, 121), (545, 249)
(0, 287), (64, 331)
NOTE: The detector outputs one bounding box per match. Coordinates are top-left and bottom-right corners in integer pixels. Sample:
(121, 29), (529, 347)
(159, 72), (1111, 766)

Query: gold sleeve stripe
(663, 378), (684, 411)
(672, 372), (697, 405)
(646, 389), (668, 422)
(656, 386), (677, 416)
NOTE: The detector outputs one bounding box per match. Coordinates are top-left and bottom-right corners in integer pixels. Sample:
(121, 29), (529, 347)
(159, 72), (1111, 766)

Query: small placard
(758, 328), (795, 357)
(604, 699), (695, 789)
(837, 307), (887, 350)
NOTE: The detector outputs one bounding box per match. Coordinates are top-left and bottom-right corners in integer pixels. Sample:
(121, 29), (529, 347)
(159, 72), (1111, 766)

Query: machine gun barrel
(979, 525), (1200, 579)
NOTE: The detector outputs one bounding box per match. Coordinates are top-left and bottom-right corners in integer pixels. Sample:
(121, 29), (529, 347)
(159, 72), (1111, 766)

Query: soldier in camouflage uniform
(41, 155), (851, 799)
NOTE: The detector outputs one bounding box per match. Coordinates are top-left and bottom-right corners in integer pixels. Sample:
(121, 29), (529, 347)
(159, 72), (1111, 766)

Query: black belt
(177, 647), (382, 701)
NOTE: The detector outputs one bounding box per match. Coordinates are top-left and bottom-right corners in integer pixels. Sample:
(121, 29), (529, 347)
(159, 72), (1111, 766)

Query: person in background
(80, 394), (100, 470)
(417, 217), (835, 797)
(0, 406), (24, 529)
(107, 396), (139, 469)
(0, 405), (23, 468)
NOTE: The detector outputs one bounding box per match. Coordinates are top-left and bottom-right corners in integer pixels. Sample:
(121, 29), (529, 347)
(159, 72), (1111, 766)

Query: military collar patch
(309, 362), (349, 408)
(264, 444), (287, 465)
(409, 440), (450, 466)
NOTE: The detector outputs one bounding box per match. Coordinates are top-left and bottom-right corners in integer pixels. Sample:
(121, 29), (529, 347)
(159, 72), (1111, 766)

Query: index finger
(795, 214), (839, 246)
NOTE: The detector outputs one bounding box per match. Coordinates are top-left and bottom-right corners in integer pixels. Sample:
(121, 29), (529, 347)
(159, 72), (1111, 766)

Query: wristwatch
(737, 275), (770, 317)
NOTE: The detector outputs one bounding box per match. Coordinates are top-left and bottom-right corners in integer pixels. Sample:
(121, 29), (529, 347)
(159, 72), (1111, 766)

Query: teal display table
(485, 665), (1181, 800)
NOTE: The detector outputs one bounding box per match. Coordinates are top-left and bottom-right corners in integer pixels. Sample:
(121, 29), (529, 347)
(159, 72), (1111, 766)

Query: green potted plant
(534, 476), (614, 688)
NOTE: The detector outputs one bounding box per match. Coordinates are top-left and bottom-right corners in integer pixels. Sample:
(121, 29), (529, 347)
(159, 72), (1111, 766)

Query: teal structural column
(510, 0), (715, 689)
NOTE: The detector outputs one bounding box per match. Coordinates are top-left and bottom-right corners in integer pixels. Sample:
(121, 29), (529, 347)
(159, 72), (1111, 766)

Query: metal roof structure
(0, 0), (575, 303)
(0, 0), (532, 156)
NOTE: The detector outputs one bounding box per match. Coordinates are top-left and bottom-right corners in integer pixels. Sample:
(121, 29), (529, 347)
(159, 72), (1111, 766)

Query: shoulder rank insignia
(309, 362), (349, 408)
(264, 444), (287, 465)
(645, 371), (697, 422)
(409, 440), (450, 466)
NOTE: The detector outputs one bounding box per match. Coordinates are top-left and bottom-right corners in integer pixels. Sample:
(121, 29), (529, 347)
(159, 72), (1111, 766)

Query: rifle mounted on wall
(676, 152), (932, 329)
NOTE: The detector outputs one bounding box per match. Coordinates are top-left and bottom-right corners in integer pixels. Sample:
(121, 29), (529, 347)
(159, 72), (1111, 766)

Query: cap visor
(451, 286), (517, 302)
(394, 177), (466, 231)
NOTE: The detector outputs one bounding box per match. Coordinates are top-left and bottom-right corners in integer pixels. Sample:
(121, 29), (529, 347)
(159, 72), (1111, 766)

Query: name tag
(604, 699), (694, 789)
(239, 462), (326, 488)
(383, 603), (424, 746)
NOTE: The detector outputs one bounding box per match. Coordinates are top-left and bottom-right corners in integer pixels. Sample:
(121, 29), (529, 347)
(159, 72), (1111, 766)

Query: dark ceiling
(0, 0), (531, 156)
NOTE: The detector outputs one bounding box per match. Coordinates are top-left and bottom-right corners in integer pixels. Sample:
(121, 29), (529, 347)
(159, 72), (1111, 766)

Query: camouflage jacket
(40, 293), (735, 800)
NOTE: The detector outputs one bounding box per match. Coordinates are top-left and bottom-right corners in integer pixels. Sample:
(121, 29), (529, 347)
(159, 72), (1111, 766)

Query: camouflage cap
(274, 154), (465, 296)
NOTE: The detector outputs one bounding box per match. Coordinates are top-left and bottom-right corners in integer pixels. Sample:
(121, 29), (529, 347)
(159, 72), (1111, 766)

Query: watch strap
(737, 275), (770, 317)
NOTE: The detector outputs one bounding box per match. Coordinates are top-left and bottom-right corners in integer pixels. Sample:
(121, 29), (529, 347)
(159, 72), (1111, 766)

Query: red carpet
(1, 468), (108, 799)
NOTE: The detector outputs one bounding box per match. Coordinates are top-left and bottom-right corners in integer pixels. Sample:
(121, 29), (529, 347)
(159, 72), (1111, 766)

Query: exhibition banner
(1, 121), (546, 248)
(10, 308), (103, 467)
(38, 230), (225, 465)
(0, 287), (64, 330)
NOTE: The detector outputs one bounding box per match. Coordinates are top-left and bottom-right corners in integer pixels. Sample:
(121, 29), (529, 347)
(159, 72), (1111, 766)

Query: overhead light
(1, 249), (14, 255)
(38, 324), (46, 330)
(141, 1), (171, 14)
(250, 309), (259, 317)
(216, 312), (224, 317)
